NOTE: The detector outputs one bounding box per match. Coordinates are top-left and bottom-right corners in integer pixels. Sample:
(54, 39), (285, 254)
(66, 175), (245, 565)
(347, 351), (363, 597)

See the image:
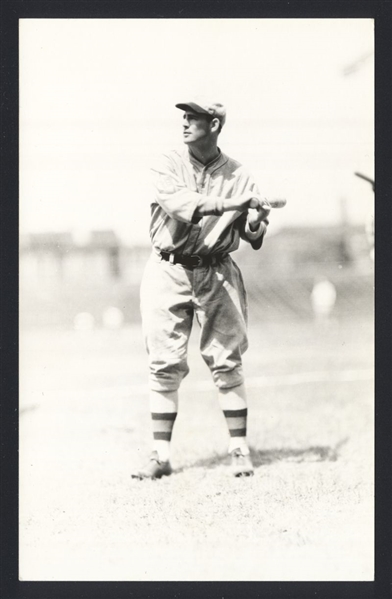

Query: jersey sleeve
(238, 213), (268, 250)
(151, 153), (221, 223)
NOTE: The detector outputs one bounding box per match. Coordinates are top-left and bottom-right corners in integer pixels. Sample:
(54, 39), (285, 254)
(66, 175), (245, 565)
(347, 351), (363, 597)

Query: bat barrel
(267, 198), (287, 209)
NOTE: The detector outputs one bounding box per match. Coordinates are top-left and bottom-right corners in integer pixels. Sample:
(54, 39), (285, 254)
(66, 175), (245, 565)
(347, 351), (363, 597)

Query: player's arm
(238, 210), (269, 250)
(232, 170), (271, 248)
(151, 157), (202, 223)
(151, 154), (268, 223)
(193, 193), (269, 219)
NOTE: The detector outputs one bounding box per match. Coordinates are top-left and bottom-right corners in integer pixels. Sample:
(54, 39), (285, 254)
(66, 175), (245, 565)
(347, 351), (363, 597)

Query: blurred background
(19, 18), (374, 329)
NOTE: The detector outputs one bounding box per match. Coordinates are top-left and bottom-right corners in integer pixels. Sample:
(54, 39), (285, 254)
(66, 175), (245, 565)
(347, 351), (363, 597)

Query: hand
(247, 201), (271, 231)
(223, 194), (271, 215)
(231, 193), (263, 212)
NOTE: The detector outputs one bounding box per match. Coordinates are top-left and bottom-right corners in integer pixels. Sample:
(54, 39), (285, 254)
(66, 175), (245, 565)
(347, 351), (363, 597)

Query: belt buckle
(191, 254), (203, 267)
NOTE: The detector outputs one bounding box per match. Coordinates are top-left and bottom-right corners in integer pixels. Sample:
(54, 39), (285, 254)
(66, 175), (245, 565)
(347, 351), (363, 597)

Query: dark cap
(175, 100), (226, 126)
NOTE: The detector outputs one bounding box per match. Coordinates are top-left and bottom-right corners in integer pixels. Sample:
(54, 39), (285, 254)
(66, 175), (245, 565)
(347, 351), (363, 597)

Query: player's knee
(149, 360), (189, 392)
(211, 366), (244, 390)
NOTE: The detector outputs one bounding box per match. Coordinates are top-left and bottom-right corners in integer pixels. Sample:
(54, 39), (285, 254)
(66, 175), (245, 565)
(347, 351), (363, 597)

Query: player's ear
(210, 117), (220, 134)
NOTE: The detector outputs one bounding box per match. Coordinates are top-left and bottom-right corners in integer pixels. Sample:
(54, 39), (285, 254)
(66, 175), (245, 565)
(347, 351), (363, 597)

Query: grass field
(19, 315), (374, 581)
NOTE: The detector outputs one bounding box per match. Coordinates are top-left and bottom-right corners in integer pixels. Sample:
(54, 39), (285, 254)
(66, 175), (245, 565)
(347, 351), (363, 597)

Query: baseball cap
(175, 100), (226, 126)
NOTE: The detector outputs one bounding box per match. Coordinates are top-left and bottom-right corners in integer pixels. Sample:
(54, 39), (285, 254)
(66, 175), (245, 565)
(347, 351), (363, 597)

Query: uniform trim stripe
(151, 412), (177, 421)
(223, 408), (248, 418)
(153, 432), (172, 441)
(229, 428), (247, 437)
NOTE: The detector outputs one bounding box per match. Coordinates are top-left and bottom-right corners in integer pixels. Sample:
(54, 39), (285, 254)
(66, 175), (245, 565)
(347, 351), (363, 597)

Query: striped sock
(218, 384), (250, 455)
(150, 390), (178, 462)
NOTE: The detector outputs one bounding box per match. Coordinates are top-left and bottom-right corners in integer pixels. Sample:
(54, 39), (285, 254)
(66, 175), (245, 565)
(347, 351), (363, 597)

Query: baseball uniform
(140, 146), (267, 393)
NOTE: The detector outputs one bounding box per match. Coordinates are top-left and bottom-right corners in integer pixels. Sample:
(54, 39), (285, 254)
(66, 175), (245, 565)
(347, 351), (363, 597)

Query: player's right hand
(233, 193), (263, 212)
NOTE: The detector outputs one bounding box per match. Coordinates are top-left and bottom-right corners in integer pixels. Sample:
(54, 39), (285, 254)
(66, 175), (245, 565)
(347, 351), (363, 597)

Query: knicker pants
(140, 251), (249, 392)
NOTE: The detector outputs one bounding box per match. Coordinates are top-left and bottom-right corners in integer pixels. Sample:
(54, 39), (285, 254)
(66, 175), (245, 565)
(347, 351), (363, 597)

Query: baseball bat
(248, 197), (287, 211)
(266, 198), (287, 209)
(257, 198), (286, 209)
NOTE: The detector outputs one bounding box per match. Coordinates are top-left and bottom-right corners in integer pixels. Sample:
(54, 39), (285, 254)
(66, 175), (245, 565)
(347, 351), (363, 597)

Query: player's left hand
(247, 200), (270, 230)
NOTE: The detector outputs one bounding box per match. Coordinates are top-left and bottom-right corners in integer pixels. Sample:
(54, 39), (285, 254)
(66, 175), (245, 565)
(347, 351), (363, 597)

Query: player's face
(182, 111), (213, 145)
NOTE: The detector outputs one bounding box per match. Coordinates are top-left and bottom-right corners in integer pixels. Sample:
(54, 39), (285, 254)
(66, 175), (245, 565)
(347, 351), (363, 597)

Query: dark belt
(160, 251), (227, 268)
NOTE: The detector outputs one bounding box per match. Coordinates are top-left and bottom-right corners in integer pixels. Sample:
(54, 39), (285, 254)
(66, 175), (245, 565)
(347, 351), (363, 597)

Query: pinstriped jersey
(150, 147), (266, 256)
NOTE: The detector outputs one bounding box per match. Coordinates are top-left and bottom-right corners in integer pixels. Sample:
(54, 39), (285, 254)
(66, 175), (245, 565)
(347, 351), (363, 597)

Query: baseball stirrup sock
(223, 408), (249, 454)
(218, 384), (250, 455)
(151, 412), (177, 462)
(149, 390), (178, 462)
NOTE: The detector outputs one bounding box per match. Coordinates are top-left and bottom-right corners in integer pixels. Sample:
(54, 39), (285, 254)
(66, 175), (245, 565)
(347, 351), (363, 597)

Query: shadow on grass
(178, 438), (348, 473)
(249, 444), (342, 467)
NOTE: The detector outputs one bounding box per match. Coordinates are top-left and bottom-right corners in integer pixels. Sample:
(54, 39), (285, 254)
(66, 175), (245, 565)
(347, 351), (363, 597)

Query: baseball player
(133, 100), (272, 479)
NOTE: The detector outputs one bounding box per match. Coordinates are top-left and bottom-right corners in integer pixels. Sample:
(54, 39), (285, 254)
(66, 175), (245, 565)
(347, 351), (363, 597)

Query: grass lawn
(19, 316), (374, 581)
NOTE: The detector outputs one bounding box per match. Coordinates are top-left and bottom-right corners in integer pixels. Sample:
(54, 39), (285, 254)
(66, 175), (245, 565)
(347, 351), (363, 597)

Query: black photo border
(1, 1), (391, 598)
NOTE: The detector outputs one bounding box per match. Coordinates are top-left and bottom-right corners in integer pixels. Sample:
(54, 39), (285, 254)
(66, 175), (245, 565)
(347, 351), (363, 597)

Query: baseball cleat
(230, 448), (254, 477)
(131, 451), (172, 480)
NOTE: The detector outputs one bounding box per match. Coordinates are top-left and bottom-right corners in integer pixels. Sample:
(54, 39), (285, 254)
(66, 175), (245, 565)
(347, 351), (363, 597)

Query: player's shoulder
(162, 147), (184, 160)
(222, 153), (243, 170)
(150, 147), (180, 173)
(151, 147), (185, 169)
(220, 151), (251, 177)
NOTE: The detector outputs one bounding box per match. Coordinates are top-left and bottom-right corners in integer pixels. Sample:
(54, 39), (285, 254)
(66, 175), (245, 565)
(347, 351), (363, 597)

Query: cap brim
(175, 102), (209, 115)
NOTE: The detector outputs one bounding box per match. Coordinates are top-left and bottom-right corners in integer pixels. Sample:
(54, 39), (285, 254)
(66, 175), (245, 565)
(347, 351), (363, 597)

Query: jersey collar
(186, 147), (228, 171)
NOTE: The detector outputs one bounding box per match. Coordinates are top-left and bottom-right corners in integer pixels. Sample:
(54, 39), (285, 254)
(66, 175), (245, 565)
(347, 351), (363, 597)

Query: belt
(160, 251), (227, 268)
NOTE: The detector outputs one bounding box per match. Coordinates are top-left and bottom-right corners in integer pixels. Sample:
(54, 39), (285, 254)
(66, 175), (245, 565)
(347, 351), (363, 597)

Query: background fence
(19, 224), (373, 329)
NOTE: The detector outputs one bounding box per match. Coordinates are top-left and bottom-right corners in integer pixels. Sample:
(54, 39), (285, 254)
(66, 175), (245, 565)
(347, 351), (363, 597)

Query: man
(133, 100), (271, 479)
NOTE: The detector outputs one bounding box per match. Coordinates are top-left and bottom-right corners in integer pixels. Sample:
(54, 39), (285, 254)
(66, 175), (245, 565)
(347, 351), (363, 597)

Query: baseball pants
(140, 251), (249, 392)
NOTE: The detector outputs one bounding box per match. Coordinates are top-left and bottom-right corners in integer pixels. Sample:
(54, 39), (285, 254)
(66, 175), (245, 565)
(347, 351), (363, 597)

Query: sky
(19, 19), (374, 245)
